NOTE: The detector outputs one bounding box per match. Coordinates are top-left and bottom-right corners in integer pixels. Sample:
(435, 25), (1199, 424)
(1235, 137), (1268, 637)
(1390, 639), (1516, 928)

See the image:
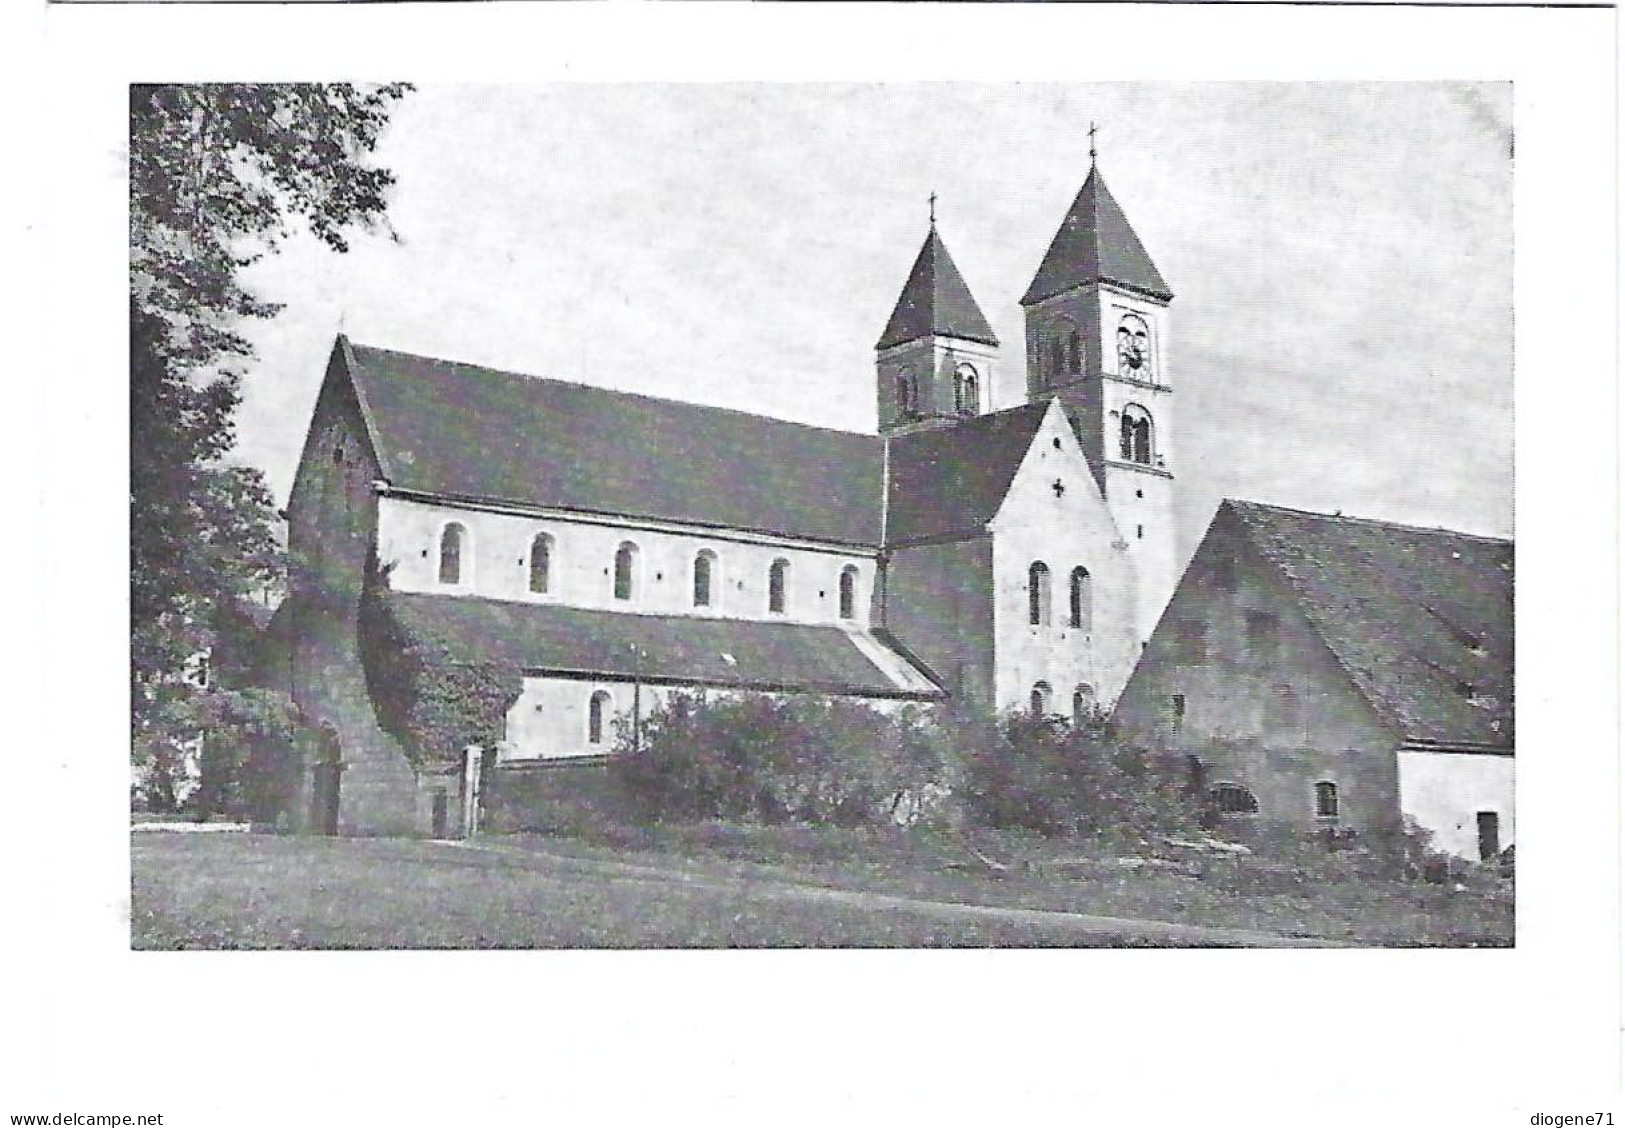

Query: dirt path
(443, 838), (1345, 948)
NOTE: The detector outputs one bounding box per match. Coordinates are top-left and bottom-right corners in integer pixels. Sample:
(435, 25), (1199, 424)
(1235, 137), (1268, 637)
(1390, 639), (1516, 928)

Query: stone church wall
(285, 358), (424, 835)
(882, 537), (996, 712)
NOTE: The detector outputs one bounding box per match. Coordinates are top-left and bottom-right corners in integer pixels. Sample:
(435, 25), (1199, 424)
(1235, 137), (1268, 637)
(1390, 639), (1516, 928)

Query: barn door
(1476, 811), (1500, 861)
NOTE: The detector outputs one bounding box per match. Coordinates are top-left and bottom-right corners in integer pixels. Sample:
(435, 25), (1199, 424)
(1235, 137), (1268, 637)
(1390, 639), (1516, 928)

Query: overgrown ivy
(358, 553), (523, 768)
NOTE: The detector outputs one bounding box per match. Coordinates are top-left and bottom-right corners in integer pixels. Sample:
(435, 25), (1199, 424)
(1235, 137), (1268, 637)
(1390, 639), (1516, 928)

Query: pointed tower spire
(1021, 165), (1171, 307)
(877, 224), (999, 351)
(875, 217), (1000, 434)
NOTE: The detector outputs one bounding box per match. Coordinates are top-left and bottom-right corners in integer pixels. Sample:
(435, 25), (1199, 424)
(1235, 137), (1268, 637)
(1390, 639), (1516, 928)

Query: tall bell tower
(876, 204), (1000, 435)
(1020, 145), (1178, 644)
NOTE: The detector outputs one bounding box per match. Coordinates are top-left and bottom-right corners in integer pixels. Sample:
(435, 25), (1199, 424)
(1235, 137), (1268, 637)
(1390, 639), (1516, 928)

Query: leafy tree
(129, 84), (413, 799)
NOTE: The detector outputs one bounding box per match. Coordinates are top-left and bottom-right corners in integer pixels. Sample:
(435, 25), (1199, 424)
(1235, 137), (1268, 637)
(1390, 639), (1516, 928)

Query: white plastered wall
(376, 496), (876, 627)
(1396, 749), (1515, 859)
(989, 399), (1141, 712)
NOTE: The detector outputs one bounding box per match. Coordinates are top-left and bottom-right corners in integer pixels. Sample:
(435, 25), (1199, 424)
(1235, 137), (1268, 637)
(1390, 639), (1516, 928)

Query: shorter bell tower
(876, 209), (999, 435)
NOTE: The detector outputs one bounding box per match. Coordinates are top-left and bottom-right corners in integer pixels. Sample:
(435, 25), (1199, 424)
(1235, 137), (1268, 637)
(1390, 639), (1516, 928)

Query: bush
(956, 710), (1201, 843)
(609, 693), (957, 828)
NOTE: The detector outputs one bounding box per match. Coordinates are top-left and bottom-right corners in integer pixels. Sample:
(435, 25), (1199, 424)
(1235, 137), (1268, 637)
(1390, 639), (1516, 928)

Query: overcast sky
(233, 82), (1512, 562)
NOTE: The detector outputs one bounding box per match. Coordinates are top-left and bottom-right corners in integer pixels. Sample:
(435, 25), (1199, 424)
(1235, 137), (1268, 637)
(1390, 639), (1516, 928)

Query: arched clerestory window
(1028, 561), (1052, 626)
(528, 532), (553, 594)
(587, 690), (612, 745)
(838, 564), (859, 620)
(614, 542), (639, 601)
(1029, 681), (1053, 719)
(954, 365), (980, 416)
(1120, 404), (1154, 465)
(768, 558), (790, 614)
(693, 550), (717, 608)
(1069, 566), (1092, 630)
(438, 522), (467, 586)
(1314, 780), (1340, 819)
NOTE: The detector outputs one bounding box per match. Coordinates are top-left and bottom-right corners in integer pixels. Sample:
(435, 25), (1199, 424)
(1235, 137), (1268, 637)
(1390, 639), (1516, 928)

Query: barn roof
(386, 591), (943, 700)
(1022, 166), (1173, 306)
(875, 226), (999, 350)
(884, 402), (1051, 543)
(340, 340), (886, 547)
(1226, 500), (1514, 748)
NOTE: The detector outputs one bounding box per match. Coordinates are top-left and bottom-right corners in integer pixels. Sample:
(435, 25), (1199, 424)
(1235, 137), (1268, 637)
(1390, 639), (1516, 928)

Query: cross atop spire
(1088, 120), (1098, 167)
(928, 190), (937, 228)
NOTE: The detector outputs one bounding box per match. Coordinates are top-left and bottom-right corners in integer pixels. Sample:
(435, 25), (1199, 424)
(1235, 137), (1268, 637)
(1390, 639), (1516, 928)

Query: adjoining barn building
(265, 162), (1186, 835)
(1111, 500), (1513, 860)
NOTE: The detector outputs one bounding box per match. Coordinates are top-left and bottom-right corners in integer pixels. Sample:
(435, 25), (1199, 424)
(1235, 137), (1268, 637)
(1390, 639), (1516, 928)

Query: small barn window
(1069, 566), (1092, 630)
(438, 523), (467, 586)
(1028, 561), (1052, 626)
(528, 533), (553, 594)
(1120, 404), (1154, 464)
(1211, 783), (1259, 816)
(1174, 619), (1208, 662)
(693, 550), (716, 608)
(587, 690), (612, 745)
(1271, 684), (1299, 729)
(1030, 681), (1053, 719)
(1072, 683), (1096, 725)
(1314, 781), (1339, 819)
(768, 558), (790, 614)
(1246, 611), (1281, 660)
(839, 565), (859, 619)
(614, 542), (639, 601)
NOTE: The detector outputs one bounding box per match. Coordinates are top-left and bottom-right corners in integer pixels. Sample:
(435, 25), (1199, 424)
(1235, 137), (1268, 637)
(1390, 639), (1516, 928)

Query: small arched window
(1028, 561), (1051, 626)
(614, 542), (639, 601)
(1030, 681), (1053, 719)
(438, 522), (467, 586)
(528, 533), (552, 594)
(1069, 566), (1092, 630)
(1120, 404), (1154, 465)
(838, 565), (858, 620)
(1067, 328), (1081, 376)
(896, 368), (919, 417)
(1210, 783), (1259, 816)
(1049, 337), (1066, 385)
(954, 365), (980, 416)
(1072, 683), (1096, 725)
(587, 690), (612, 745)
(768, 558), (790, 614)
(1314, 780), (1339, 819)
(1116, 312), (1152, 379)
(693, 550), (716, 608)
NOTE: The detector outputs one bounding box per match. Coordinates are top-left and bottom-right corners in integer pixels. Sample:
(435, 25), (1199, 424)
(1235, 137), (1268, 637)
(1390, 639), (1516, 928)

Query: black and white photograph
(13, 3), (1621, 1126)
(125, 81), (1521, 951)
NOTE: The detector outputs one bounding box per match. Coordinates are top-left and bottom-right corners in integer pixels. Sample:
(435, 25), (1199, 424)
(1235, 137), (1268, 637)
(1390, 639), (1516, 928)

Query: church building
(272, 160), (1187, 835)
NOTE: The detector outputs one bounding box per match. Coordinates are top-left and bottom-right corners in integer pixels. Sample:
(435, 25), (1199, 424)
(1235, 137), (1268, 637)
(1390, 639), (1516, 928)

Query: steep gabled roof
(1022, 166), (1172, 306)
(387, 592), (943, 700)
(884, 402), (1051, 544)
(1225, 500), (1513, 748)
(339, 340), (885, 547)
(876, 227), (999, 350)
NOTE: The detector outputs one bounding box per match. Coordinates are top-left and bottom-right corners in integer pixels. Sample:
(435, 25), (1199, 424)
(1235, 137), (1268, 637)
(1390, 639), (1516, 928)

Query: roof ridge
(1225, 498), (1512, 546)
(346, 339), (883, 446)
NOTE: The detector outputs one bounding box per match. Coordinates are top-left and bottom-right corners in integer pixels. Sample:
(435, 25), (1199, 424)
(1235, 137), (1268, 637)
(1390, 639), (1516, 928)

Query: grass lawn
(488, 818), (1513, 947)
(132, 823), (1511, 949)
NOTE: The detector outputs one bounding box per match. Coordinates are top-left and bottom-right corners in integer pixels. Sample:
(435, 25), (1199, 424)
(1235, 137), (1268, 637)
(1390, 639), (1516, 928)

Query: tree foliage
(129, 83), (412, 773)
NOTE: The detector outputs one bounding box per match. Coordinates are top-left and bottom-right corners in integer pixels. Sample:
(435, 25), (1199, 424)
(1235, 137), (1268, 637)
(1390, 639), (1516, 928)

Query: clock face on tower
(1116, 313), (1151, 379)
